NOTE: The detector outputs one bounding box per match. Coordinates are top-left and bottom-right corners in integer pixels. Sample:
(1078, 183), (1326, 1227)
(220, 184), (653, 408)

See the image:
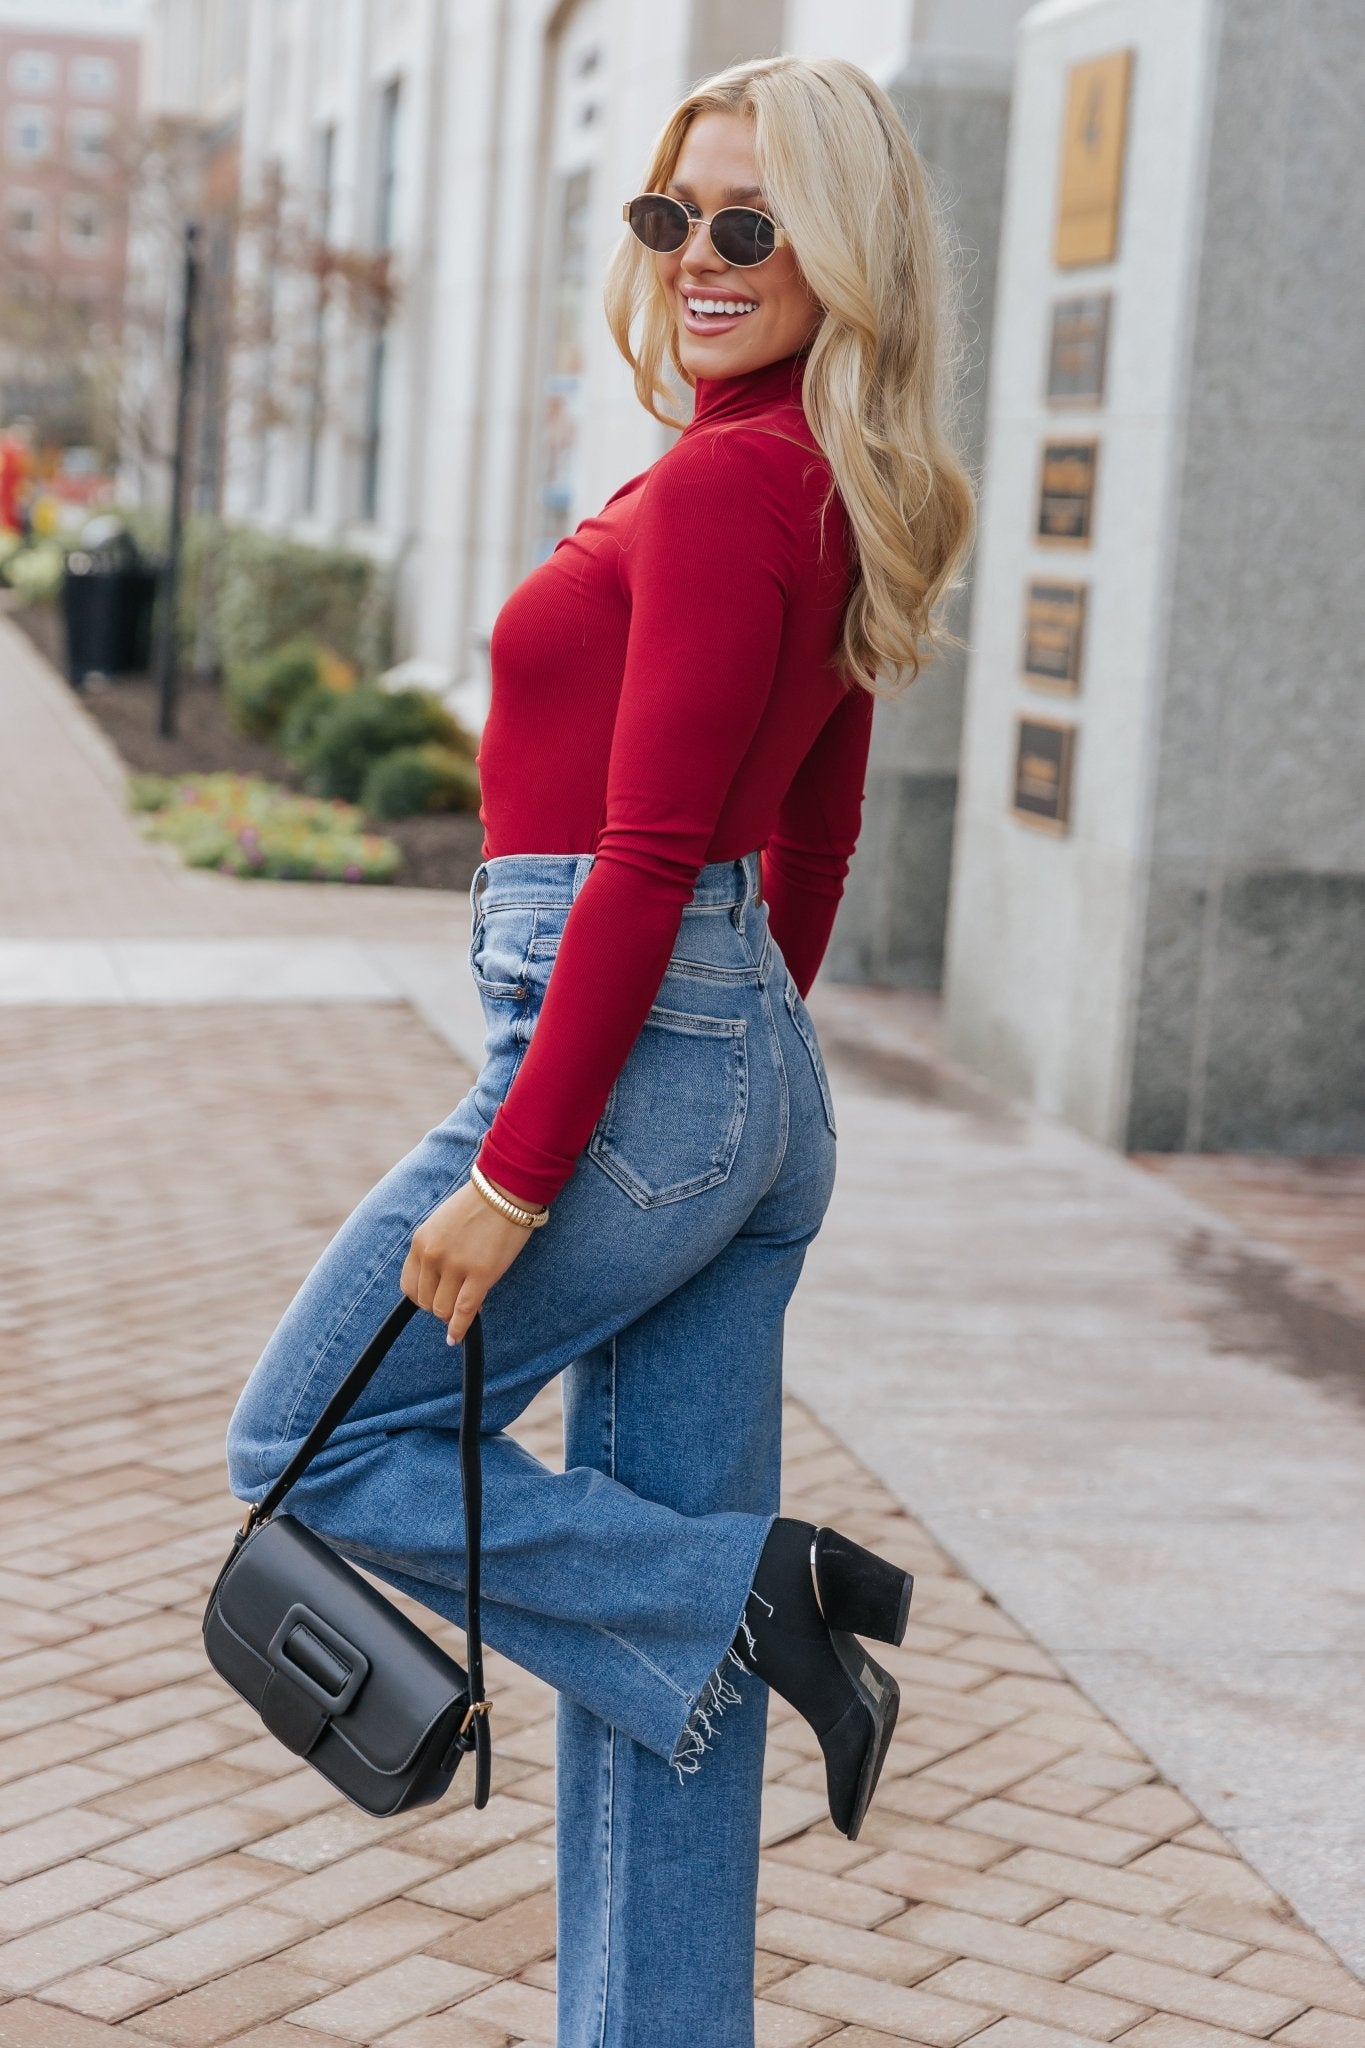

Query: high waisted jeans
(224, 848), (839, 2048)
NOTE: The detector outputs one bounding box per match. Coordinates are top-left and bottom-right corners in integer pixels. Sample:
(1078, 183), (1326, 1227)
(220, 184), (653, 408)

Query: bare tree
(0, 104), (399, 500)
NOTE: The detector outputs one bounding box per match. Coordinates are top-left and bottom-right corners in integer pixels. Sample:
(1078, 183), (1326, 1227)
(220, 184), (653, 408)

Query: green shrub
(3, 538), (67, 603)
(104, 508), (394, 681)
(361, 742), (482, 819)
(278, 683), (336, 761)
(289, 686), (471, 802)
(226, 638), (327, 740)
(216, 526), (392, 677)
(129, 771), (401, 883)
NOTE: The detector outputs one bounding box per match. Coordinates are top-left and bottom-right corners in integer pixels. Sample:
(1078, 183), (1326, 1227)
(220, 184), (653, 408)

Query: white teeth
(685, 297), (757, 316)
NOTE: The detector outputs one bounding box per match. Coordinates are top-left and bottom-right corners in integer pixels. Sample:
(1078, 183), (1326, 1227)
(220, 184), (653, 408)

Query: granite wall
(1124, 0), (1365, 1151)
(825, 51), (1014, 988)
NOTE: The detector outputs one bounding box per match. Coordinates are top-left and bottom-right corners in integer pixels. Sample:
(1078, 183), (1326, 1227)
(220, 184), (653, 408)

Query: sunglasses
(622, 191), (789, 269)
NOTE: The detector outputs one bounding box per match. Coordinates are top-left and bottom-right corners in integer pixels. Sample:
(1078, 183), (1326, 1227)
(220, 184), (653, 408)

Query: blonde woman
(227, 52), (974, 2047)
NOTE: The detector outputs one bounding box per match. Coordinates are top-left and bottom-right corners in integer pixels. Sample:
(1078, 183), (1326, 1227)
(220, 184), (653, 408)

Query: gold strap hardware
(460, 1698), (493, 1735)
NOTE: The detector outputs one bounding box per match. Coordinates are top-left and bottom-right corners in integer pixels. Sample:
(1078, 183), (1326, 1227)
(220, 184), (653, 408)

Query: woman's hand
(400, 1175), (546, 1345)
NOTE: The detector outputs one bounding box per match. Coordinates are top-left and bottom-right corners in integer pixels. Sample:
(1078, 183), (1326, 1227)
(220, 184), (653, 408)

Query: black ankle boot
(731, 1517), (903, 1839)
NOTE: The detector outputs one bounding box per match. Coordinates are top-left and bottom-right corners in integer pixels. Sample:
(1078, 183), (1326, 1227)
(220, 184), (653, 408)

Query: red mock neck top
(472, 348), (874, 1207)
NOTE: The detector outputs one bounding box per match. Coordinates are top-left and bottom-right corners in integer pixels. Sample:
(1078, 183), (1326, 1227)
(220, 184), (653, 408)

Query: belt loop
(469, 860), (488, 920)
(571, 853), (595, 900)
(733, 852), (759, 934)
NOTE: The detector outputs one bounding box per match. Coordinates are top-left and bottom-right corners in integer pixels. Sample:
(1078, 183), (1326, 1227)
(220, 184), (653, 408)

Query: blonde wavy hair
(604, 54), (977, 695)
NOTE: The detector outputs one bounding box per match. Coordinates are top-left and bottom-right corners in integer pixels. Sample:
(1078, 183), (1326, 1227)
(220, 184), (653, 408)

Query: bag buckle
(460, 1697), (491, 1736)
(267, 1603), (370, 1715)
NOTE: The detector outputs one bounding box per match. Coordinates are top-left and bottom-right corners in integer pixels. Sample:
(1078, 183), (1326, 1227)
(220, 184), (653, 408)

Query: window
(360, 80), (402, 522)
(69, 54), (116, 99)
(373, 78), (401, 253)
(9, 49), (55, 92)
(530, 0), (604, 564)
(62, 194), (107, 253)
(303, 122), (336, 514)
(6, 191), (47, 251)
(61, 279), (98, 323)
(69, 108), (112, 171)
(7, 105), (53, 161)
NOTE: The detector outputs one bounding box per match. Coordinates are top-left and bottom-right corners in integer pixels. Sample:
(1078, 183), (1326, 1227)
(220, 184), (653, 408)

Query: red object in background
(0, 435), (28, 532)
(49, 469), (112, 508)
(472, 349), (874, 1209)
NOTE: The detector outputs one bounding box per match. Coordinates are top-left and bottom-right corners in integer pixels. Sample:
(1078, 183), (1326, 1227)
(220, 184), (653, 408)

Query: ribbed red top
(472, 349), (873, 1207)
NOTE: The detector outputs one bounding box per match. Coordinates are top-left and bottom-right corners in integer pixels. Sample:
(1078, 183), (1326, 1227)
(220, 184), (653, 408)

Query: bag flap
(260, 1669), (329, 1756)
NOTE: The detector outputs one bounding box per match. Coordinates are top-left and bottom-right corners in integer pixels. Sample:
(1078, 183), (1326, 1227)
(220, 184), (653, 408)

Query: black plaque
(1012, 716), (1076, 834)
(1036, 438), (1098, 545)
(1047, 293), (1111, 405)
(1022, 580), (1087, 692)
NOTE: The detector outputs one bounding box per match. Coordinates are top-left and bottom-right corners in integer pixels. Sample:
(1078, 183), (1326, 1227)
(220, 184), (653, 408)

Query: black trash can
(60, 527), (160, 689)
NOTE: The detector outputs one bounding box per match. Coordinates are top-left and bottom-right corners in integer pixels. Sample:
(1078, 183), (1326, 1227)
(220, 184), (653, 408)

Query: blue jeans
(225, 848), (839, 2048)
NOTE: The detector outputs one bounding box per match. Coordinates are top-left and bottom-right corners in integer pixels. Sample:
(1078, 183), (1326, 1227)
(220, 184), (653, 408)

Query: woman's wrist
(473, 1162), (548, 1215)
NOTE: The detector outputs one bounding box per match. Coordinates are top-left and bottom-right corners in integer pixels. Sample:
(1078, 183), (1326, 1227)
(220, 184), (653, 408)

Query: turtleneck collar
(688, 349), (807, 429)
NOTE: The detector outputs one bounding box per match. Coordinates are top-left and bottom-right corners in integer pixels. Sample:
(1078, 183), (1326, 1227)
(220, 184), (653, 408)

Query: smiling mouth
(682, 294), (759, 323)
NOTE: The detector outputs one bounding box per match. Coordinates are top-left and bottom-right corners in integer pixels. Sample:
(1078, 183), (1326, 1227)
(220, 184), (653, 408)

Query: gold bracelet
(469, 1161), (549, 1228)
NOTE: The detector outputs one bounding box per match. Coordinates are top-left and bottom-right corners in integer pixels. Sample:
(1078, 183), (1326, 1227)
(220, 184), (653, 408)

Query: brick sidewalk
(3, 1002), (1361, 2048)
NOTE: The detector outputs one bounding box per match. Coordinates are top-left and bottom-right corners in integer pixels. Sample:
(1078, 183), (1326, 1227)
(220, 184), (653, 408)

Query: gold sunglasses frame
(621, 193), (789, 266)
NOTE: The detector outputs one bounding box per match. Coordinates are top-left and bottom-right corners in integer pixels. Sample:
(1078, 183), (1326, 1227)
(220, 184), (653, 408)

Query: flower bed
(129, 771), (402, 884)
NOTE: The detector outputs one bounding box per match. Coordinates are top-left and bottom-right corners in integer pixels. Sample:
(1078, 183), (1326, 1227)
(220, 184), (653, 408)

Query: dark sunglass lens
(712, 207), (777, 266)
(627, 195), (688, 253)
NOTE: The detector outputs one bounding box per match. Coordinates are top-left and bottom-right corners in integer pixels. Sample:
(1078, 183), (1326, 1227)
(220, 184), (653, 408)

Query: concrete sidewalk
(791, 988), (1365, 1973)
(2, 610), (1363, 2039)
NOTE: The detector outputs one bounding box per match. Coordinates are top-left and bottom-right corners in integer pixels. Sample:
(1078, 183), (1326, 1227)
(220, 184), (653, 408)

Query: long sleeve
(473, 427), (801, 1208)
(761, 681), (874, 998)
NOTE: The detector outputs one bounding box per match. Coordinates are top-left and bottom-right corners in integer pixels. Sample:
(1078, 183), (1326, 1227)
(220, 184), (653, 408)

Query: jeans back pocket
(470, 912), (530, 1001)
(588, 1004), (748, 1207)
(783, 973), (837, 1139)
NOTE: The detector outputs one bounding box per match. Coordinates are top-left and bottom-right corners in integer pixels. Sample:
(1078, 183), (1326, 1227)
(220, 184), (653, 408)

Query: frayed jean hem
(667, 1506), (776, 1782)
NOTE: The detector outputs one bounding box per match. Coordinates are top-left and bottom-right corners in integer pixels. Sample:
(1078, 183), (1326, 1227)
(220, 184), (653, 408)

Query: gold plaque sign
(1047, 293), (1112, 405)
(1023, 581), (1088, 692)
(1054, 50), (1134, 268)
(1036, 437), (1099, 545)
(1012, 716), (1077, 834)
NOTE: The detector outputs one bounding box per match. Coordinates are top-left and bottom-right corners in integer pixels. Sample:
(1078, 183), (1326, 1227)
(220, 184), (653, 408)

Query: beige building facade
(186, 1), (1023, 734)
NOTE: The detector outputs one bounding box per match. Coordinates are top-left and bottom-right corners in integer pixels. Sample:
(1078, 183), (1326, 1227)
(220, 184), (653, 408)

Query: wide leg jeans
(224, 848), (840, 2047)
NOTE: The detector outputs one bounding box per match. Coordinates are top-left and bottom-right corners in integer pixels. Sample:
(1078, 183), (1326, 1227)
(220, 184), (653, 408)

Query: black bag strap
(243, 1296), (491, 1804)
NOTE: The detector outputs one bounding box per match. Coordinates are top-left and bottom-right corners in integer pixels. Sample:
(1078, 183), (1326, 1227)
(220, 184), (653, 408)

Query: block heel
(812, 1527), (914, 1646)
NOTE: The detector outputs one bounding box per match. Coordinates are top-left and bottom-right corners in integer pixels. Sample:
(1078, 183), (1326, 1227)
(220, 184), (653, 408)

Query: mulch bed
(6, 598), (485, 893)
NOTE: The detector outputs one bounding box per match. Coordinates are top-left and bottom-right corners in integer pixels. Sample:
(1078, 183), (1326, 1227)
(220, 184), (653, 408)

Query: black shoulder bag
(202, 1296), (491, 1817)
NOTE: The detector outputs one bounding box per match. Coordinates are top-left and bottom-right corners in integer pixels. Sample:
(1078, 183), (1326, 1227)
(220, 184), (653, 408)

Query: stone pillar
(825, 8), (1026, 987)
(942, 0), (1364, 1152)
